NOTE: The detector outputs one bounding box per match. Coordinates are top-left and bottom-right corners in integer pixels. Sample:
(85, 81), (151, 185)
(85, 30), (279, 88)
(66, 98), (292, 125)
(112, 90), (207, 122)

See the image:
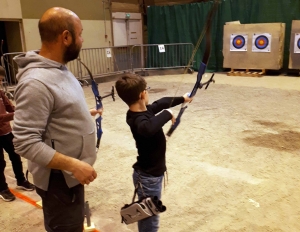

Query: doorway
(112, 12), (143, 46)
(112, 12), (143, 71)
(0, 20), (24, 95)
(0, 20), (24, 53)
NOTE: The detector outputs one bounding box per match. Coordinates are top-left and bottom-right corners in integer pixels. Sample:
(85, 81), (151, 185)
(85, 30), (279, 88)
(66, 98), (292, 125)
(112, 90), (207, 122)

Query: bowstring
(169, 0), (218, 107)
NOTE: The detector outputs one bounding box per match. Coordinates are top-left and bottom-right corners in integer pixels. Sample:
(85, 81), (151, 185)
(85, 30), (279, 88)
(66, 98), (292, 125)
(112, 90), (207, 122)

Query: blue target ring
(255, 35), (269, 49)
(232, 35), (246, 49)
(297, 38), (300, 49)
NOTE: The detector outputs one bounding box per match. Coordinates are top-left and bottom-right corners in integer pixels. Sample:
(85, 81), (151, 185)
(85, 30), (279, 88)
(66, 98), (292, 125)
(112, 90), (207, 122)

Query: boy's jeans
(133, 170), (163, 232)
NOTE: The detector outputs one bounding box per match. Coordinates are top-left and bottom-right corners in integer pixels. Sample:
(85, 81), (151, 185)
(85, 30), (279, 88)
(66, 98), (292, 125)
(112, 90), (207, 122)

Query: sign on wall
(158, 44), (165, 53)
(106, 48), (112, 58)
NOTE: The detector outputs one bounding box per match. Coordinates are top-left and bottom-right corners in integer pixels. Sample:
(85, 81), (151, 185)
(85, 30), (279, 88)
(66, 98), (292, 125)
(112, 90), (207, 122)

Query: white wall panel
(81, 20), (112, 48)
(23, 19), (113, 51)
(0, 0), (22, 19)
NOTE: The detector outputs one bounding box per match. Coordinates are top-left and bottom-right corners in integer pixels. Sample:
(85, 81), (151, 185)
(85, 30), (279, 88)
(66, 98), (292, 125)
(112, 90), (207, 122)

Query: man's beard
(63, 40), (81, 63)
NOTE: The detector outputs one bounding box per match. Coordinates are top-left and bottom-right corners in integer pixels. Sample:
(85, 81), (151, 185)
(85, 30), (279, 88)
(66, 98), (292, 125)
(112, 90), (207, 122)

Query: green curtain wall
(147, 0), (300, 72)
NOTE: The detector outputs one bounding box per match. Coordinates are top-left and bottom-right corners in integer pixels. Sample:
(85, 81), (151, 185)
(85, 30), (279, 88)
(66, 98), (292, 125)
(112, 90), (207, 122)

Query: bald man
(12, 7), (100, 232)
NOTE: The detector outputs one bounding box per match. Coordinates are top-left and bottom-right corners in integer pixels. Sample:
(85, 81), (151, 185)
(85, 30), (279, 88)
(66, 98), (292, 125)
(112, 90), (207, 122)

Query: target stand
(227, 68), (265, 77)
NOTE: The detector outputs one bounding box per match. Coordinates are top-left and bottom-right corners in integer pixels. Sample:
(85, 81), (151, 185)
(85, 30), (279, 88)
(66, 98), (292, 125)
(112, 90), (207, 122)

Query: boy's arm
(148, 97), (184, 114)
(0, 112), (14, 123)
(0, 91), (15, 122)
(135, 111), (173, 137)
(1, 91), (15, 113)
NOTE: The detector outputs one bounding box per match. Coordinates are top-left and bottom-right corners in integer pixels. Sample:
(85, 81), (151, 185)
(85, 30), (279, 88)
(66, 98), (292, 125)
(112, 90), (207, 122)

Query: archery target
(224, 23), (285, 70)
(252, 33), (271, 52)
(293, 33), (300, 53)
(230, 34), (248, 51)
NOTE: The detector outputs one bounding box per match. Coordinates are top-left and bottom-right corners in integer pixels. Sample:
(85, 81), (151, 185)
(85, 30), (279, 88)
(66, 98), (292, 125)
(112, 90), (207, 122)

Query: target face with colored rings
(255, 35), (269, 49)
(293, 33), (300, 53)
(232, 35), (246, 49)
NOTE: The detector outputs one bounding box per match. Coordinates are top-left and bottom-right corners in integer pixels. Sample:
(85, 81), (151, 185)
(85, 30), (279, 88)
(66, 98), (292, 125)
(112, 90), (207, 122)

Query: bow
(166, 1), (218, 137)
(78, 59), (115, 151)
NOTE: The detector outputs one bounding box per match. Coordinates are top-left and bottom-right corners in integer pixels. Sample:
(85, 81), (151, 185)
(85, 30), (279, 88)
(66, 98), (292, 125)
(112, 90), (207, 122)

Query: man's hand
(70, 160), (97, 185)
(46, 152), (97, 185)
(90, 108), (103, 117)
(183, 92), (193, 103)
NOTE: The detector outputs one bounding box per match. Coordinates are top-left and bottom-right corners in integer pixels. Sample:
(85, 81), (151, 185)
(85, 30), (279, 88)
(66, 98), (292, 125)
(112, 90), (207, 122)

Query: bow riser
(78, 59), (115, 151)
(94, 94), (103, 149)
(95, 95), (103, 110)
(92, 85), (100, 97)
(190, 62), (207, 97)
(95, 116), (102, 149)
(167, 61), (209, 137)
(166, 106), (187, 137)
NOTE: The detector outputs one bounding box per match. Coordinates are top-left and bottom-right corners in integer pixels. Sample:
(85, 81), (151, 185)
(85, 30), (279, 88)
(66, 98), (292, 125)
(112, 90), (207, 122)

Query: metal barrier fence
(0, 43), (194, 99)
(0, 52), (24, 99)
(72, 45), (133, 80)
(130, 43), (194, 72)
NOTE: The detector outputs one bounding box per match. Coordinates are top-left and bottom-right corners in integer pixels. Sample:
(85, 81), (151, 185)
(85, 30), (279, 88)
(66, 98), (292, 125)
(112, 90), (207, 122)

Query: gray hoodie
(13, 51), (96, 191)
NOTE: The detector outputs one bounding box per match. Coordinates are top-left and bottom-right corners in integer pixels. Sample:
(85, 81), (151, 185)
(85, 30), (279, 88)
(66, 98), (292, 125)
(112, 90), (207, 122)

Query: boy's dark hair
(115, 74), (147, 106)
(0, 66), (5, 77)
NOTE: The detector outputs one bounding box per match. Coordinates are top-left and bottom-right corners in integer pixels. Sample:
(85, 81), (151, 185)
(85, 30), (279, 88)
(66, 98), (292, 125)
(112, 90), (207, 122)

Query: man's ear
(62, 30), (72, 46)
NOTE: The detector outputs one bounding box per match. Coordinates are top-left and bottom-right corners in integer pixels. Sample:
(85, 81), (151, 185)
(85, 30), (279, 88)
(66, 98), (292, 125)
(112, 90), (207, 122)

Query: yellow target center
(236, 39), (242, 45)
(259, 40), (265, 45)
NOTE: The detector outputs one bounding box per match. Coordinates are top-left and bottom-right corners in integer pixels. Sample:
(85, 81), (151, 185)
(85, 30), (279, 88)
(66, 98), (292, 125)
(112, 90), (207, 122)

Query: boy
(115, 74), (192, 232)
(0, 66), (35, 202)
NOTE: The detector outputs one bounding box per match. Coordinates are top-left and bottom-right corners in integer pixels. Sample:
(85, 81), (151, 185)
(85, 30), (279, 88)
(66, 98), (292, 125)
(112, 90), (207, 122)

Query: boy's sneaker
(0, 189), (16, 202)
(17, 180), (35, 191)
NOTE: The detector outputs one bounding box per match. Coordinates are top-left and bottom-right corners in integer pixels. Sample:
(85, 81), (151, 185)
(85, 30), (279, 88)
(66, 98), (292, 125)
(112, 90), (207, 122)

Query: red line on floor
(9, 188), (40, 208)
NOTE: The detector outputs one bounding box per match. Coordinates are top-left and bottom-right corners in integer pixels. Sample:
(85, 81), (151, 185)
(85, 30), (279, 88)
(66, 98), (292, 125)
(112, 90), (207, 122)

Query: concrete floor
(1, 72), (300, 232)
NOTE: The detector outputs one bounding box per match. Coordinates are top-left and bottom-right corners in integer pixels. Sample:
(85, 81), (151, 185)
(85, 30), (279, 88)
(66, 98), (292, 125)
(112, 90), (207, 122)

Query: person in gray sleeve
(12, 7), (102, 232)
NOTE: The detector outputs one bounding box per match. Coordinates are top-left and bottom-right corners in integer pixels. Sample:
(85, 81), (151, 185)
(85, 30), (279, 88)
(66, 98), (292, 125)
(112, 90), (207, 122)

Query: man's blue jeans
(133, 170), (163, 232)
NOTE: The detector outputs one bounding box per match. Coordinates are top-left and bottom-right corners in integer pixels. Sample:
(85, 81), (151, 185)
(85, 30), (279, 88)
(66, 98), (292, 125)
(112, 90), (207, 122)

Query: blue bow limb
(78, 60), (115, 151)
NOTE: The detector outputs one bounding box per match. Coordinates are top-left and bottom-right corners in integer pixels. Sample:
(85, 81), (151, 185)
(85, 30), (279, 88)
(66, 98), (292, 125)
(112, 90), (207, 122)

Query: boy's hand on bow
(183, 92), (193, 103)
